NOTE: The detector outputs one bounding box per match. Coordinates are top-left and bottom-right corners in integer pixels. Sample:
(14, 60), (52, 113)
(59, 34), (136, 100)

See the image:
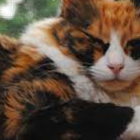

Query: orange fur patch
(2, 46), (43, 81)
(4, 78), (74, 138)
(88, 0), (140, 45)
(0, 34), (20, 51)
(32, 79), (74, 100)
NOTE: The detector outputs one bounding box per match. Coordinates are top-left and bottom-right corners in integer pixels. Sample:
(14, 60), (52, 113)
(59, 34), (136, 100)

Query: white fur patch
(106, 30), (125, 65)
(121, 106), (140, 140)
(20, 18), (110, 102)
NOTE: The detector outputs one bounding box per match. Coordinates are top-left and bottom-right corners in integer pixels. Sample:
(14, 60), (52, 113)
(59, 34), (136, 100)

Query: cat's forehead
(88, 0), (140, 43)
(98, 0), (136, 23)
(61, 0), (140, 42)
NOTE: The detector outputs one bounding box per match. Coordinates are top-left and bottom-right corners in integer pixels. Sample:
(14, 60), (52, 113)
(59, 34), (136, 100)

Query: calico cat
(20, 0), (140, 106)
(0, 0), (140, 140)
(0, 34), (138, 140)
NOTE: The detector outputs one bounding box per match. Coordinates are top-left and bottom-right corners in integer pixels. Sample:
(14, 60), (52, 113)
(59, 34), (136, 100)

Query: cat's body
(1, 0), (140, 140)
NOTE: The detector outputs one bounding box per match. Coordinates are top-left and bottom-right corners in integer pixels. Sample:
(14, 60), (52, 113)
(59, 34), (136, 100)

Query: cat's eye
(126, 38), (140, 60)
(80, 30), (109, 53)
(76, 37), (90, 44)
(126, 39), (140, 52)
(90, 37), (109, 53)
(126, 39), (140, 48)
(69, 30), (109, 54)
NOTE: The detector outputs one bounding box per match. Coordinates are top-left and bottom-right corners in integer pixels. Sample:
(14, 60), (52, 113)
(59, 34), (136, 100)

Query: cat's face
(60, 0), (140, 92)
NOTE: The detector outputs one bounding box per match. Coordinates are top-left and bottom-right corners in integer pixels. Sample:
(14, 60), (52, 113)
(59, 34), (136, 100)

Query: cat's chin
(96, 80), (132, 92)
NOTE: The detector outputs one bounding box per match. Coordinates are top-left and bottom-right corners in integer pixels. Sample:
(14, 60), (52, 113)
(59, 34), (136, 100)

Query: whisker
(90, 69), (107, 76)
(125, 69), (140, 74)
(33, 63), (55, 70)
(125, 67), (140, 71)
(91, 73), (107, 78)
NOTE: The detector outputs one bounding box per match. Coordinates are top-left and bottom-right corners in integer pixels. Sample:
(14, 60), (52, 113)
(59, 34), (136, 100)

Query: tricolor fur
(20, 0), (140, 106)
(0, 33), (135, 140)
(0, 0), (140, 140)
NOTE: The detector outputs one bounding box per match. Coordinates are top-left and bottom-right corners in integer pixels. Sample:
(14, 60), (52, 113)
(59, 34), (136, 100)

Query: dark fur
(0, 35), (135, 140)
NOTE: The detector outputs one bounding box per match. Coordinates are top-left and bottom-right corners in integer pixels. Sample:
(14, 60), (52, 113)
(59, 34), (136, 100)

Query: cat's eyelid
(127, 38), (140, 46)
(80, 29), (106, 45)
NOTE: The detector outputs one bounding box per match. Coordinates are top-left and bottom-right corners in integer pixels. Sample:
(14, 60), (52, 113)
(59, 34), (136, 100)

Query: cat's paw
(120, 106), (140, 140)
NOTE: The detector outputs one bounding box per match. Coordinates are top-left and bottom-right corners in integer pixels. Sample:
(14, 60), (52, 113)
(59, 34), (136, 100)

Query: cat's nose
(108, 64), (124, 75)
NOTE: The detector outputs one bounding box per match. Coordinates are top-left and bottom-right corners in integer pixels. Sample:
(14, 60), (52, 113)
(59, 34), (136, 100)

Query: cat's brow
(80, 29), (107, 45)
(127, 38), (140, 46)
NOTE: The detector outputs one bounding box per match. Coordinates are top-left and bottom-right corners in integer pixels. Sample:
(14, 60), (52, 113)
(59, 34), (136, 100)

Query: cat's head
(57, 0), (140, 92)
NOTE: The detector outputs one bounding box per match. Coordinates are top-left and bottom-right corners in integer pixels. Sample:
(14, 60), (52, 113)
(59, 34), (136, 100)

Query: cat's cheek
(120, 106), (140, 140)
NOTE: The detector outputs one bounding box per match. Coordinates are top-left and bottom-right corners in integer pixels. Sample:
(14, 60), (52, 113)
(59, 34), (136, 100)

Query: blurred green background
(0, 0), (60, 37)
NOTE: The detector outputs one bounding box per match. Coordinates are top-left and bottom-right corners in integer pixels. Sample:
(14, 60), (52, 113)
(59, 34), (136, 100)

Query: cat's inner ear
(61, 0), (99, 27)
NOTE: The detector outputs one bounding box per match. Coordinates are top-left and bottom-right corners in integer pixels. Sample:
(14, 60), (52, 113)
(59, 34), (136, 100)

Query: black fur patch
(61, 0), (98, 27)
(132, 0), (140, 8)
(0, 45), (13, 78)
(17, 99), (134, 140)
(11, 57), (55, 81)
(64, 31), (109, 67)
(29, 57), (56, 79)
(66, 33), (94, 67)
(127, 39), (140, 60)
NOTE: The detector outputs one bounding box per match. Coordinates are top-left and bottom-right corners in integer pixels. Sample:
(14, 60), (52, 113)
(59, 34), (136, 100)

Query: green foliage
(0, 0), (5, 4)
(0, 0), (60, 37)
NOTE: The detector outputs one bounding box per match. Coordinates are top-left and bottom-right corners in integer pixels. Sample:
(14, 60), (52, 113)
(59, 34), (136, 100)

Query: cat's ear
(60, 0), (99, 27)
(131, 0), (140, 8)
